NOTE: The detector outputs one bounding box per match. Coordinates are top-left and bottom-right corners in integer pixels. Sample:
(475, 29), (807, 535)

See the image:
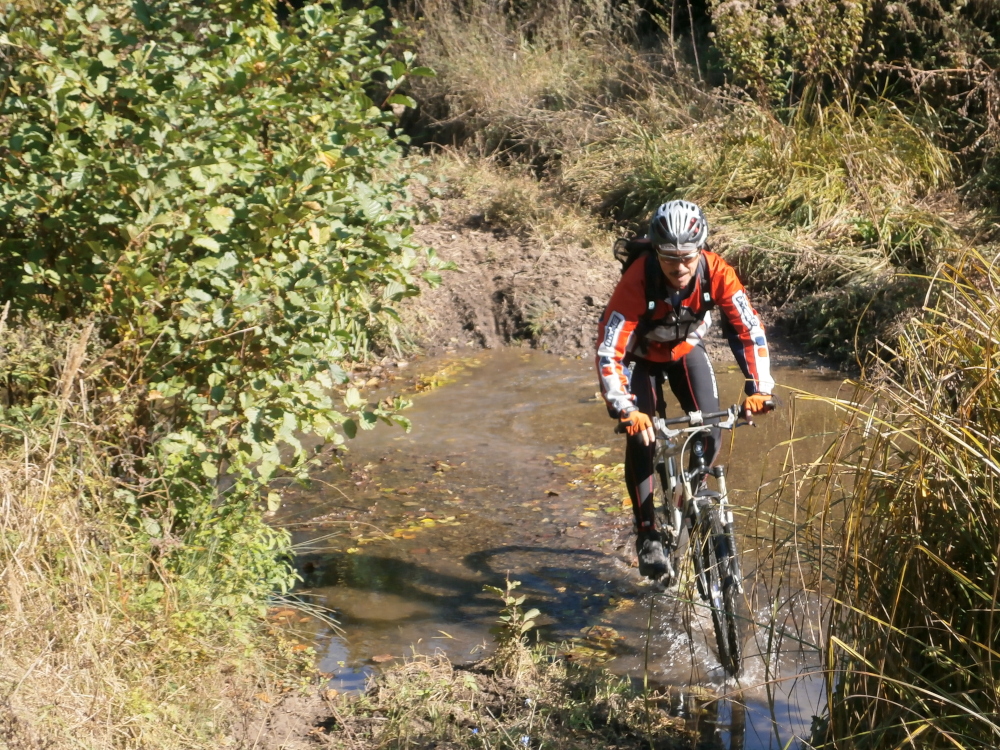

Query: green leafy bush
(0, 0), (438, 627)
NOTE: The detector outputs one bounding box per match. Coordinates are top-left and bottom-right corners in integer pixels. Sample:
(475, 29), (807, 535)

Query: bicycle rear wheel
(692, 501), (742, 675)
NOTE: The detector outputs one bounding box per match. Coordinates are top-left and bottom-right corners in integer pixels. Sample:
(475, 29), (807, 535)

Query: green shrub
(0, 0), (438, 626)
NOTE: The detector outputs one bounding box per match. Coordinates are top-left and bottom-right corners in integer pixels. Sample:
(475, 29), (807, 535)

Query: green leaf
(386, 94), (416, 108)
(205, 206), (235, 233)
(193, 236), (220, 252)
(98, 49), (117, 69)
(344, 387), (363, 408)
(266, 492), (282, 512)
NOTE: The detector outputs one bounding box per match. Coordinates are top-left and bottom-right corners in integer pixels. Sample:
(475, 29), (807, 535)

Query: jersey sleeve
(595, 261), (648, 417)
(707, 253), (776, 396)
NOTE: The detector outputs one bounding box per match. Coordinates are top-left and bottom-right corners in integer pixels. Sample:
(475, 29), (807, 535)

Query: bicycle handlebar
(613, 401), (775, 435)
(660, 408), (733, 426)
(660, 400), (775, 427)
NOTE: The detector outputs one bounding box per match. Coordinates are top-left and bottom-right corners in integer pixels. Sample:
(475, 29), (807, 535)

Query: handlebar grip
(700, 409), (734, 420)
(663, 407), (733, 426)
(662, 415), (692, 426)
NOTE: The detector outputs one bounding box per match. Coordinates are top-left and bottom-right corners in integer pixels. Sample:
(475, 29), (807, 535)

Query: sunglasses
(655, 244), (701, 262)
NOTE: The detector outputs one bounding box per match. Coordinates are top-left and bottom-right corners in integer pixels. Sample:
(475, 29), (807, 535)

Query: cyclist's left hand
(743, 392), (774, 416)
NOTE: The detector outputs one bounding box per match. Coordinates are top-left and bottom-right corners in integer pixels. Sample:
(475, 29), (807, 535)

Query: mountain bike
(654, 403), (765, 676)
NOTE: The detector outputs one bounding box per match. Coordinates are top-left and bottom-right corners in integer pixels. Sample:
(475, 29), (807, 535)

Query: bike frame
(653, 404), (749, 675)
(654, 405), (741, 554)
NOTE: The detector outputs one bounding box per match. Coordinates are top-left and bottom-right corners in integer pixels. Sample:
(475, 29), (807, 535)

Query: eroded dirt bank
(397, 204), (617, 357)
(397, 203), (815, 370)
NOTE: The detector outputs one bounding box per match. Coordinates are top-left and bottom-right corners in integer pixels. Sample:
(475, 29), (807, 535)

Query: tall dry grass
(0, 321), (296, 748)
(403, 0), (658, 159)
(566, 98), (959, 293)
(816, 246), (1000, 748)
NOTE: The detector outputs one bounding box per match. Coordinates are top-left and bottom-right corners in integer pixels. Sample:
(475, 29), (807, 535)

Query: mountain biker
(596, 200), (775, 579)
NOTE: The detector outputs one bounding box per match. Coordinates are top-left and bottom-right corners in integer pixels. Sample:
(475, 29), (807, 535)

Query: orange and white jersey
(596, 250), (774, 416)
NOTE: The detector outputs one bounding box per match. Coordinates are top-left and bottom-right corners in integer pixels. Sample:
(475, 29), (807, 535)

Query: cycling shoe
(636, 530), (669, 580)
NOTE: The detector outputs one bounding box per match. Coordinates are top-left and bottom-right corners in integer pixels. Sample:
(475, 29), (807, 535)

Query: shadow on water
(280, 348), (847, 749)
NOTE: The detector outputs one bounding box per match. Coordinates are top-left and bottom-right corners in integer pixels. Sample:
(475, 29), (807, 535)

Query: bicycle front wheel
(693, 504), (742, 676)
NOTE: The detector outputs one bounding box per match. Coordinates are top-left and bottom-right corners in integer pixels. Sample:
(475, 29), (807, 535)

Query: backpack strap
(697, 254), (714, 310)
(642, 251), (665, 323)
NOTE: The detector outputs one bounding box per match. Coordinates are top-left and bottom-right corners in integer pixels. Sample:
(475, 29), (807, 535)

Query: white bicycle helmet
(648, 200), (708, 257)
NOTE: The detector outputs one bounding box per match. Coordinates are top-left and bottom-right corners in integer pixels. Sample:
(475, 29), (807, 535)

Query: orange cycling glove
(743, 393), (774, 415)
(620, 410), (656, 446)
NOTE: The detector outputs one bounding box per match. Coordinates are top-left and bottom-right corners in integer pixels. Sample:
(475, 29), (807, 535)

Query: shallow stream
(279, 348), (848, 749)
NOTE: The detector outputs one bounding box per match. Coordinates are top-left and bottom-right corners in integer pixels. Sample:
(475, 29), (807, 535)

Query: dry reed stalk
(816, 247), (1000, 748)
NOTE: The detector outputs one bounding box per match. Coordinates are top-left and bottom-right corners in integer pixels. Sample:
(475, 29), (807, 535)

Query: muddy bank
(397, 204), (616, 356)
(397, 204), (831, 372)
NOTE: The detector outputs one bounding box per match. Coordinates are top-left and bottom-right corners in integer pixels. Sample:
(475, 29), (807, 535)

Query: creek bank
(395, 203), (840, 373)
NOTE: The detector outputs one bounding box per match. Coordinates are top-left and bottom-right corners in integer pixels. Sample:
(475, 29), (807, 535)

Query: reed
(818, 246), (1000, 748)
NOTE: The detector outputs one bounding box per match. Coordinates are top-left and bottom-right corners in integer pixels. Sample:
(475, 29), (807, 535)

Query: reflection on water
(278, 348), (847, 750)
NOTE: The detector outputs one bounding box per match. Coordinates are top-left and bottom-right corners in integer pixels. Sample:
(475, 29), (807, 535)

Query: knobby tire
(719, 516), (744, 675)
(656, 460), (743, 675)
(695, 500), (742, 676)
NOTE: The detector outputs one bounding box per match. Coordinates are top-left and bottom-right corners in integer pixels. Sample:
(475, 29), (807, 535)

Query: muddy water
(280, 349), (848, 749)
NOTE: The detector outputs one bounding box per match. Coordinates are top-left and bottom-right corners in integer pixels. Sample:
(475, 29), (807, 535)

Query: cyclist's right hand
(620, 410), (655, 446)
(742, 393), (775, 420)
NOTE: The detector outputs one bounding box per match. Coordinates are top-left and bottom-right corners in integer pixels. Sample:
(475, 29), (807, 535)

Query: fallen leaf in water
(269, 609), (297, 620)
(292, 644), (310, 652)
(583, 625), (622, 643)
(371, 654), (395, 664)
(582, 511), (597, 518)
(579, 521), (592, 528)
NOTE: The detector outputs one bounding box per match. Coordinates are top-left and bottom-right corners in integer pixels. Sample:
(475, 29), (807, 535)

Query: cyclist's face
(658, 253), (700, 289)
